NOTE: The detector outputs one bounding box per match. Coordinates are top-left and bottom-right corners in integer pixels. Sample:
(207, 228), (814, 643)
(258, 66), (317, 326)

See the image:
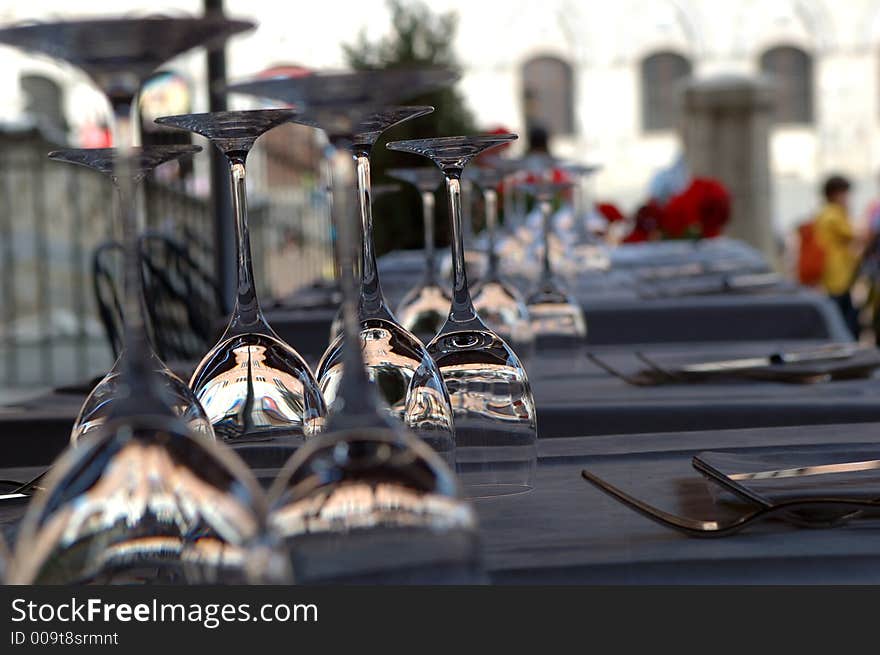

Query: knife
(680, 344), (860, 374)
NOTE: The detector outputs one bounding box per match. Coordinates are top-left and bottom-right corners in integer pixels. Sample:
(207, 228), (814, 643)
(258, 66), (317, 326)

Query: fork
(581, 469), (880, 538)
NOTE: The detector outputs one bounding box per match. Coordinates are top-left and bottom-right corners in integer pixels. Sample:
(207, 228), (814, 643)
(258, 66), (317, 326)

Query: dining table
(3, 420), (879, 583)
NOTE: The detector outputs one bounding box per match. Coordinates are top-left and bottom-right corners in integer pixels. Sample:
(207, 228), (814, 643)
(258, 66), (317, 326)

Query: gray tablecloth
(3, 422), (880, 583)
(5, 341), (880, 466)
(479, 422), (880, 583)
(527, 342), (880, 436)
(266, 290), (850, 354)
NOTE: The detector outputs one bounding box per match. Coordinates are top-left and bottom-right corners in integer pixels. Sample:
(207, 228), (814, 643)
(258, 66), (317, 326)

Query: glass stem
(572, 178), (589, 243)
(484, 188), (499, 281)
(110, 94), (154, 386)
(355, 148), (385, 318)
(225, 152), (266, 333)
(421, 190), (437, 285)
(462, 178), (474, 248)
(327, 140), (380, 424)
(446, 172), (478, 324)
(540, 198), (554, 282)
(321, 150), (342, 287)
(503, 175), (514, 234)
(515, 182), (527, 229)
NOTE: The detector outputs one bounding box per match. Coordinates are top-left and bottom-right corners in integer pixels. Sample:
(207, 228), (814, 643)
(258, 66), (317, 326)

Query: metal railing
(0, 125), (332, 390)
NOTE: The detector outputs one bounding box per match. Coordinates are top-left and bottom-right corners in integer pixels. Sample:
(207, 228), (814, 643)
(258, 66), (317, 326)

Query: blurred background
(2, 0), (880, 391)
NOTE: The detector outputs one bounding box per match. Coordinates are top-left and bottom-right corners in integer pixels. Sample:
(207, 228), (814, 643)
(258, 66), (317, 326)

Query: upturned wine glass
(387, 135), (538, 498)
(0, 16), (278, 585)
(230, 69), (481, 583)
(386, 166), (451, 343)
(155, 109), (327, 442)
(313, 106), (455, 454)
(521, 181), (587, 343)
(561, 162), (610, 272)
(467, 164), (534, 360)
(48, 146), (214, 444)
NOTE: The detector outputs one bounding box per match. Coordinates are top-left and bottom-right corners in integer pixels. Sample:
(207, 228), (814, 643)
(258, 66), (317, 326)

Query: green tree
(343, 0), (476, 254)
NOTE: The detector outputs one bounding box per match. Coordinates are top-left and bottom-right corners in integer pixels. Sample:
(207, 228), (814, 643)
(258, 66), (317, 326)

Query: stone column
(681, 75), (776, 265)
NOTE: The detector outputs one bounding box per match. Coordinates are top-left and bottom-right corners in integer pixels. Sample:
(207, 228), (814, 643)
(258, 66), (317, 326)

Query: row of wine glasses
(0, 14), (484, 583)
(0, 10), (603, 584)
(383, 166), (587, 349)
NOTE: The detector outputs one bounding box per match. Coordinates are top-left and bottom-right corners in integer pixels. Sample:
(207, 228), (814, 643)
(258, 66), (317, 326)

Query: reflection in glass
(387, 135), (538, 498)
(522, 181), (587, 343)
(47, 147), (214, 445)
(317, 107), (455, 454)
(387, 166), (451, 343)
(232, 69), (481, 582)
(155, 110), (327, 442)
(11, 413), (271, 584)
(468, 164), (533, 361)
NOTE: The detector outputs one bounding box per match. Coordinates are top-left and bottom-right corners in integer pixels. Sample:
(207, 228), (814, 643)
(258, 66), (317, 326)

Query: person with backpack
(814, 174), (861, 338)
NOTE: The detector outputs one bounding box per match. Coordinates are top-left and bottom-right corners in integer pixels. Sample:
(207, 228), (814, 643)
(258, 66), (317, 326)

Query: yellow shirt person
(814, 201), (857, 295)
(812, 174), (860, 339)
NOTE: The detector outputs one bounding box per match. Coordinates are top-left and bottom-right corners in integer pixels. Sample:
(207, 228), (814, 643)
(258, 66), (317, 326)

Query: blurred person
(815, 174), (861, 338)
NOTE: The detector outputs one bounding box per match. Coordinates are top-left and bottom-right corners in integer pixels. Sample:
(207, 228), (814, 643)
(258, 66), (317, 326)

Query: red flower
(661, 189), (701, 237)
(661, 177), (730, 239)
(623, 227), (650, 243)
(596, 202), (624, 223)
(689, 178), (730, 238)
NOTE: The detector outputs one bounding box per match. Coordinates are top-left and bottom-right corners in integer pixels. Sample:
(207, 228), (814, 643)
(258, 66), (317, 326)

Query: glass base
(464, 483), (533, 500)
(455, 444), (537, 499)
(282, 527), (485, 584)
(190, 332), (326, 441)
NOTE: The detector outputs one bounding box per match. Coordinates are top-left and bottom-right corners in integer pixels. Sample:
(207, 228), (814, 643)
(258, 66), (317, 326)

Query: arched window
(521, 56), (575, 136)
(759, 45), (813, 124)
(640, 51), (692, 132)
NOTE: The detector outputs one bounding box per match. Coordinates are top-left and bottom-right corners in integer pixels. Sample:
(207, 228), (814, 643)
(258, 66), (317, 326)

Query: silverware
(678, 344), (859, 374)
(580, 469), (880, 537)
(0, 469), (47, 503)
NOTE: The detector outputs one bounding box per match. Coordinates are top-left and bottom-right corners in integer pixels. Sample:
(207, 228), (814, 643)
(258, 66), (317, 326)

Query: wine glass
(387, 135), (538, 498)
(10, 406), (276, 584)
(561, 162), (610, 272)
(467, 163), (534, 361)
(521, 181), (587, 344)
(386, 166), (451, 343)
(155, 109), (327, 442)
(0, 16), (278, 585)
(229, 69), (480, 583)
(48, 146), (214, 444)
(314, 106), (455, 455)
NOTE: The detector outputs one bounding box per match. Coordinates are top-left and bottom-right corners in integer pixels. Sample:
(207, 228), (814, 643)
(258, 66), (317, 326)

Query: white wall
(3, 0), (880, 232)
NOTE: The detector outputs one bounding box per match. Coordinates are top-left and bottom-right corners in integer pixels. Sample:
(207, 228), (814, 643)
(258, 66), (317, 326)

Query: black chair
(92, 241), (125, 360)
(138, 232), (224, 362)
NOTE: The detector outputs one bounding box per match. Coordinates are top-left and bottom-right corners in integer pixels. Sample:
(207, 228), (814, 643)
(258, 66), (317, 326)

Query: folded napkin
(634, 344), (880, 385)
(694, 445), (880, 507)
